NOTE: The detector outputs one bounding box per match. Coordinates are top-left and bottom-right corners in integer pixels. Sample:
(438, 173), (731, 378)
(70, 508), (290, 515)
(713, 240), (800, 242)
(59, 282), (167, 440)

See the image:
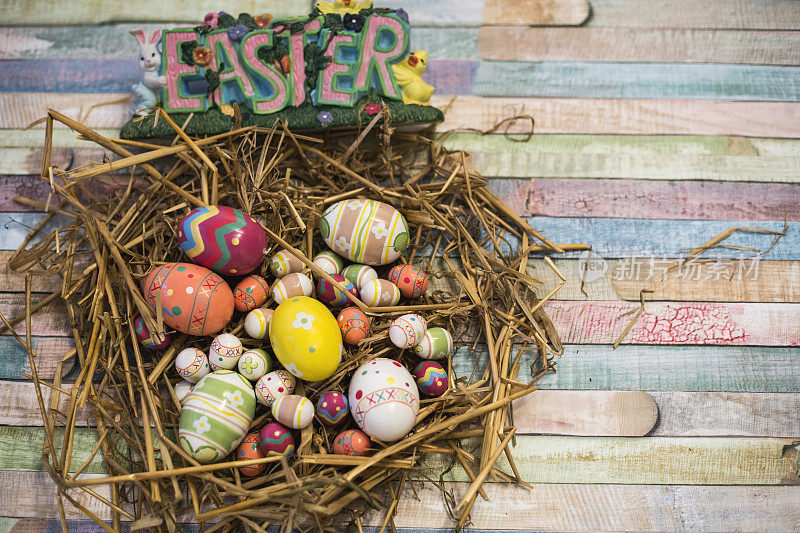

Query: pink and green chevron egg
(412, 361), (448, 397)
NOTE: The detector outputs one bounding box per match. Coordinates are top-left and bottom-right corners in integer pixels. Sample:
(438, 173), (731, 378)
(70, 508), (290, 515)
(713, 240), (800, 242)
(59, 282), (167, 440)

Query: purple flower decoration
(317, 110), (334, 127)
(227, 24), (250, 42)
(203, 12), (219, 28)
(343, 13), (365, 32)
(395, 9), (409, 24)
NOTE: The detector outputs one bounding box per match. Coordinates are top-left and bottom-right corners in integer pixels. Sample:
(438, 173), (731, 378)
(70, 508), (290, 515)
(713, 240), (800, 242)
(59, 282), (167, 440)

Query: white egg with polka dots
(348, 358), (419, 442)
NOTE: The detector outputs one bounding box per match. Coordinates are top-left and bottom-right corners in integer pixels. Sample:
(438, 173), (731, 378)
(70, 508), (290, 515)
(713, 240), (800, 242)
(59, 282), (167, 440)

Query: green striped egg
(179, 370), (256, 464)
(413, 327), (453, 360)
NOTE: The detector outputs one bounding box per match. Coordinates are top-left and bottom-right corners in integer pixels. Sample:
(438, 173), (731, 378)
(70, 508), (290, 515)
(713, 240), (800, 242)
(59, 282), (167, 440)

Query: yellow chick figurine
(392, 51), (435, 106)
(316, 0), (373, 15)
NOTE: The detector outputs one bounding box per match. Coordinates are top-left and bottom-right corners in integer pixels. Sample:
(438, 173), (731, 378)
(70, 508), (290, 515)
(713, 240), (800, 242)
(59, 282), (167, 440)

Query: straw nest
(6, 106), (576, 531)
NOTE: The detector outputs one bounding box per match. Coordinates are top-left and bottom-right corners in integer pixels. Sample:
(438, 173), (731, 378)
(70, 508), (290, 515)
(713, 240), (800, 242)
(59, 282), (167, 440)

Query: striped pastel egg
(388, 314), (427, 349)
(317, 274), (358, 306)
(387, 264), (429, 299)
(177, 205), (267, 276)
(272, 272), (313, 304)
(333, 429), (370, 456)
(174, 381), (193, 405)
(255, 369), (296, 407)
(269, 250), (303, 277)
(413, 327), (453, 360)
(134, 316), (171, 350)
(337, 307), (371, 345)
(175, 347), (211, 384)
(412, 361), (448, 397)
(234, 275), (270, 312)
(259, 421), (295, 457)
(342, 264), (378, 291)
(272, 394), (315, 429)
(143, 262), (234, 336)
(312, 250), (345, 277)
(315, 391), (349, 426)
(236, 432), (266, 477)
(237, 349), (271, 381)
(244, 307), (273, 339)
(359, 278), (400, 307)
(319, 199), (409, 266)
(178, 370), (256, 464)
(209, 333), (243, 370)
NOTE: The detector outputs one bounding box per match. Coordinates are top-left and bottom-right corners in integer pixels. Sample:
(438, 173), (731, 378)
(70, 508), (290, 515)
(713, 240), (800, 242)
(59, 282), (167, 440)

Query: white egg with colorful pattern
(348, 358), (419, 442)
(388, 314), (427, 349)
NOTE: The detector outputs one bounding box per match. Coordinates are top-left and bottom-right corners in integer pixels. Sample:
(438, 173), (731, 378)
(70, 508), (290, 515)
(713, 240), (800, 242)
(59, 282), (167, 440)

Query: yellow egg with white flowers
(269, 297), (343, 382)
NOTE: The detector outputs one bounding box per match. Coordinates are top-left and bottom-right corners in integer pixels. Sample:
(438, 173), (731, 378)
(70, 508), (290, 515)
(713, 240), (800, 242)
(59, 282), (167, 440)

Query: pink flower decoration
(203, 12), (219, 28)
(365, 103), (382, 115)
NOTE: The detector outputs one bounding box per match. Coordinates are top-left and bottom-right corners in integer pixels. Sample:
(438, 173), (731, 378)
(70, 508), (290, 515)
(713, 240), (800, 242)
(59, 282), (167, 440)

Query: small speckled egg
(269, 250), (304, 277)
(255, 369), (296, 407)
(174, 380), (193, 405)
(337, 307), (371, 345)
(317, 274), (358, 307)
(244, 307), (273, 339)
(134, 316), (171, 350)
(412, 361), (448, 397)
(342, 264), (378, 291)
(413, 327), (453, 360)
(316, 391), (349, 426)
(272, 272), (313, 304)
(333, 429), (371, 456)
(388, 313), (427, 349)
(359, 278), (400, 307)
(258, 421), (295, 457)
(348, 358), (419, 442)
(236, 432), (266, 477)
(272, 394), (315, 429)
(208, 333), (243, 370)
(387, 264), (429, 299)
(312, 249), (345, 277)
(234, 275), (270, 312)
(237, 348), (271, 381)
(142, 262), (234, 336)
(269, 297), (343, 381)
(175, 347), (210, 384)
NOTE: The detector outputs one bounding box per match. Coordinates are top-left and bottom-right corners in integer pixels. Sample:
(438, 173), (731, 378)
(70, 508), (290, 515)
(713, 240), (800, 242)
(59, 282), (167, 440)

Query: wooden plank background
(1, 0), (799, 530)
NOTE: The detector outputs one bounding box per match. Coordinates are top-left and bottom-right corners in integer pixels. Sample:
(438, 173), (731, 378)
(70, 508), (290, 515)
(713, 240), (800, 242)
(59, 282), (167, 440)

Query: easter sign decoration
(121, 1), (443, 139)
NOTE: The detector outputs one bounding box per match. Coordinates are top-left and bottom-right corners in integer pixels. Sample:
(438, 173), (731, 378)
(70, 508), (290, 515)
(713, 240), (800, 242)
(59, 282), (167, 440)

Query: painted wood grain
(0, 427), (106, 474)
(0, 381), (90, 427)
(0, 251), (67, 293)
(381, 0), (590, 26)
(0, 471), (112, 521)
(586, 0), (800, 30)
(479, 27), (800, 65)
(0, 293), (70, 336)
(0, 336), (73, 381)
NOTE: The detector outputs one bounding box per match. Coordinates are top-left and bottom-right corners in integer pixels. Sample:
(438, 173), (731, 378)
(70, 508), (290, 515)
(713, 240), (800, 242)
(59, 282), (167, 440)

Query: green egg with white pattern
(413, 327), (453, 360)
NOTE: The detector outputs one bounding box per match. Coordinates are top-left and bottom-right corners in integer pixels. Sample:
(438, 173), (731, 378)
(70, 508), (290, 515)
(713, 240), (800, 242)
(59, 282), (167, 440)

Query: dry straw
(10, 106), (576, 531)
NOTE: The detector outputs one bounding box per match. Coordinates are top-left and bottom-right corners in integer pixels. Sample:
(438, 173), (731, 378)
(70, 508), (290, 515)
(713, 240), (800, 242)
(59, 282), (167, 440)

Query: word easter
(163, 14), (409, 114)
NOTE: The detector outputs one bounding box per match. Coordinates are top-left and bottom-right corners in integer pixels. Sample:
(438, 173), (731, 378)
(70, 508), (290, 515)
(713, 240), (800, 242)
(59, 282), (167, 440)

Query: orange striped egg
(387, 264), (429, 299)
(236, 432), (266, 477)
(272, 272), (313, 304)
(234, 274), (270, 312)
(359, 279), (400, 307)
(337, 307), (371, 345)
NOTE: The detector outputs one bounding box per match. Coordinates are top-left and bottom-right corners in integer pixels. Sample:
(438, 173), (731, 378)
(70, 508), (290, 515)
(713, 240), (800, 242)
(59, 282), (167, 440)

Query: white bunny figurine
(130, 28), (167, 116)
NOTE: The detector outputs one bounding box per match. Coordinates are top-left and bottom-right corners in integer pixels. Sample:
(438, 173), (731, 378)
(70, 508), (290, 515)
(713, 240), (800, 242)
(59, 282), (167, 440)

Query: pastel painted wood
(0, 336), (74, 380)
(382, 0), (590, 27)
(0, 427), (106, 473)
(0, 471), (113, 521)
(0, 382), (91, 427)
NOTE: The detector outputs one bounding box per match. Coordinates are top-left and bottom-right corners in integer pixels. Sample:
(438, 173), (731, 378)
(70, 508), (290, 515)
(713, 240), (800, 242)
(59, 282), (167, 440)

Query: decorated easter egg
(175, 347), (211, 384)
(342, 264), (378, 291)
(413, 327), (453, 360)
(317, 274), (358, 307)
(387, 264), (429, 299)
(319, 199), (409, 265)
(333, 429), (370, 456)
(174, 380), (193, 405)
(272, 394), (315, 429)
(316, 391), (349, 426)
(255, 369), (296, 407)
(388, 314), (427, 349)
(312, 250), (345, 277)
(269, 297), (343, 381)
(337, 307), (371, 345)
(237, 349), (271, 381)
(177, 205), (267, 276)
(348, 358), (419, 442)
(236, 432), (266, 477)
(178, 370), (256, 464)
(269, 249), (304, 277)
(412, 361), (448, 397)
(208, 333), (243, 370)
(244, 307), (273, 339)
(258, 422), (295, 457)
(234, 275), (270, 312)
(359, 279), (401, 307)
(134, 316), (171, 350)
(272, 272), (313, 304)
(143, 263), (234, 336)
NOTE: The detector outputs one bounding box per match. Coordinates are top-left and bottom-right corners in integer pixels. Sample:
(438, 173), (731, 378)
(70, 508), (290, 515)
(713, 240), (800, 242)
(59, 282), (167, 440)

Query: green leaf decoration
(180, 41), (198, 66)
(205, 69), (220, 103)
(237, 13), (258, 30)
(193, 24), (212, 35)
(217, 13), (236, 28)
(323, 13), (345, 32)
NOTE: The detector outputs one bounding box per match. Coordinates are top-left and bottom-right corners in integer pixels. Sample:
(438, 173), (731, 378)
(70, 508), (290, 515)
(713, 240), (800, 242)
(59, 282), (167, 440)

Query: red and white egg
(255, 369), (296, 407)
(388, 313), (427, 349)
(175, 347), (211, 384)
(208, 333), (243, 370)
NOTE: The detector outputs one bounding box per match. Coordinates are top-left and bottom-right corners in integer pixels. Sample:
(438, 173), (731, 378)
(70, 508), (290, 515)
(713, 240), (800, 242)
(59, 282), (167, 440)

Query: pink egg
(387, 264), (429, 299)
(258, 422), (295, 457)
(317, 274), (358, 306)
(412, 361), (448, 397)
(315, 391), (349, 426)
(234, 274), (270, 312)
(333, 429), (370, 456)
(336, 307), (371, 345)
(134, 316), (171, 350)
